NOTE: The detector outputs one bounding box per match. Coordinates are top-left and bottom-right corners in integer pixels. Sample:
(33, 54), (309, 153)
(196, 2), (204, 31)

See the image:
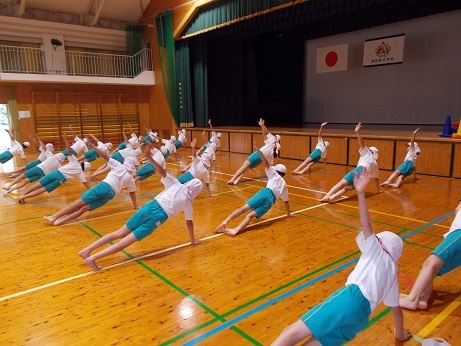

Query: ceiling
(0, 0), (153, 30)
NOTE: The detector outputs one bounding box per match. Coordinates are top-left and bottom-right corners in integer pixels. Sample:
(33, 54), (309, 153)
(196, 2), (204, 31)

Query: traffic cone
(439, 115), (452, 137)
(453, 118), (461, 139)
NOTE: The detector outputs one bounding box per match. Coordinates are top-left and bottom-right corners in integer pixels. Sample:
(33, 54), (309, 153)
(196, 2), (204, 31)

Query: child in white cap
(381, 128), (420, 188)
(320, 123), (381, 203)
(44, 138), (137, 226)
(227, 118), (281, 185)
(215, 142), (291, 236)
(77, 133), (112, 163)
(0, 127), (29, 165)
(292, 122), (329, 174)
(78, 146), (203, 271)
(271, 167), (412, 346)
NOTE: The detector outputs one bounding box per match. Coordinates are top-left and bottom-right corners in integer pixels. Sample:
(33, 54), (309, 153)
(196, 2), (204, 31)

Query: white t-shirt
(103, 158), (136, 193)
(151, 148), (166, 168)
(59, 155), (86, 182)
(444, 208), (461, 237)
(162, 139), (177, 154)
(155, 174), (194, 220)
(315, 137), (328, 158)
(37, 146), (49, 162)
(71, 136), (88, 155)
(9, 140), (26, 159)
(346, 232), (399, 311)
(37, 154), (62, 174)
(120, 143), (137, 160)
(259, 133), (277, 164)
(189, 156), (210, 184)
(178, 131), (187, 144)
(403, 146), (418, 163)
(357, 146), (379, 178)
(96, 141), (110, 157)
(265, 166), (289, 202)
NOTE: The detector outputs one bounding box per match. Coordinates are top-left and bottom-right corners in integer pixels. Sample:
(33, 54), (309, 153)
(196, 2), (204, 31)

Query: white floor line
(0, 203), (324, 302)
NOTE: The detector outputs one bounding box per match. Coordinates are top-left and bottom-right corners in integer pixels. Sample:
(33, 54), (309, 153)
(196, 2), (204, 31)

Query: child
(202, 119), (221, 160)
(215, 142), (291, 236)
(292, 122), (329, 175)
(43, 137), (137, 226)
(399, 199), (461, 310)
(78, 146), (203, 271)
(0, 127), (29, 165)
(381, 128), (420, 188)
(77, 133), (112, 163)
(17, 133), (91, 203)
(227, 118), (281, 185)
(61, 125), (88, 158)
(320, 122), (381, 203)
(133, 138), (166, 182)
(271, 168), (412, 345)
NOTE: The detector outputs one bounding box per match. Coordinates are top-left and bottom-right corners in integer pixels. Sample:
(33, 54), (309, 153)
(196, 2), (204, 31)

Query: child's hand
(353, 167), (371, 193)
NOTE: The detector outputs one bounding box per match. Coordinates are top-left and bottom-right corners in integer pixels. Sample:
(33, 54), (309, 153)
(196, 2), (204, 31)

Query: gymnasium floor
(0, 148), (460, 345)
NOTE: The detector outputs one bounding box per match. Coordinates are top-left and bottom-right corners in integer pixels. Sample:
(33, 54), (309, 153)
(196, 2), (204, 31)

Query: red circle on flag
(325, 51), (338, 67)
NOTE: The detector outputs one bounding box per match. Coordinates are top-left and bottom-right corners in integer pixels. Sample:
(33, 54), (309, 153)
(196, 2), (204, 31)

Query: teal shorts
(247, 188), (276, 218)
(177, 171), (193, 184)
(118, 142), (127, 150)
(247, 151), (262, 169)
(0, 151), (13, 164)
(83, 149), (100, 162)
(396, 160), (414, 177)
(301, 284), (371, 346)
(343, 166), (362, 186)
(135, 163), (156, 181)
(308, 149), (322, 163)
(432, 229), (461, 276)
(24, 166), (46, 182)
(128, 200), (169, 241)
(174, 140), (182, 149)
(25, 159), (41, 170)
(163, 149), (171, 159)
(62, 148), (77, 157)
(81, 181), (115, 211)
(39, 170), (67, 193)
(111, 151), (124, 163)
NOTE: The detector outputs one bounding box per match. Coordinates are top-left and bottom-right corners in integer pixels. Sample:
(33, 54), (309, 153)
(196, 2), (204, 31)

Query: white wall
(304, 10), (461, 125)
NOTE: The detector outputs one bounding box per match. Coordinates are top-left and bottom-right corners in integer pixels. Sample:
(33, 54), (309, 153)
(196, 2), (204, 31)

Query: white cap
(369, 146), (379, 160)
(83, 138), (89, 144)
(170, 135), (177, 143)
(181, 129), (186, 133)
(217, 133), (222, 138)
(274, 164), (287, 174)
(122, 156), (137, 172)
(275, 134), (281, 142)
(134, 148), (142, 156)
(376, 231), (403, 262)
(23, 141), (30, 148)
(324, 141), (330, 148)
(45, 143), (54, 152)
(105, 142), (113, 150)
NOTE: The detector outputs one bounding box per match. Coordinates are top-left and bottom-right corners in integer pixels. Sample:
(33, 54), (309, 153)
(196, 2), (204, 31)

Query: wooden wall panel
(453, 142), (461, 178)
(414, 141), (452, 177)
(280, 134), (310, 160)
(229, 132), (252, 154)
(312, 136), (349, 165)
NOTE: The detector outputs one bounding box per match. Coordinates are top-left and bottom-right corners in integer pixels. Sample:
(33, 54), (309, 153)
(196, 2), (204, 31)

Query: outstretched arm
(259, 118), (269, 138)
(69, 125), (77, 138)
(318, 121), (328, 137)
(35, 133), (46, 151)
(62, 133), (73, 156)
(5, 127), (15, 141)
(86, 137), (110, 161)
(353, 167), (373, 239)
(208, 119), (214, 132)
(144, 146), (167, 177)
(355, 122), (365, 149)
(410, 127), (419, 147)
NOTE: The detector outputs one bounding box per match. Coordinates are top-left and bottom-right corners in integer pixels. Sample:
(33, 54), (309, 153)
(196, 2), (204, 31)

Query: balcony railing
(0, 45), (152, 78)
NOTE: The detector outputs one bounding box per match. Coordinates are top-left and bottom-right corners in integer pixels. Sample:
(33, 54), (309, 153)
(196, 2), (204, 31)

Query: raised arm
(259, 118), (269, 138)
(143, 146), (167, 177)
(89, 133), (101, 143)
(69, 125), (77, 139)
(5, 128), (14, 141)
(409, 127), (420, 147)
(208, 119), (214, 132)
(35, 133), (46, 151)
(121, 128), (129, 144)
(353, 167), (373, 239)
(355, 122), (365, 150)
(86, 137), (110, 161)
(318, 121), (328, 137)
(62, 133), (73, 156)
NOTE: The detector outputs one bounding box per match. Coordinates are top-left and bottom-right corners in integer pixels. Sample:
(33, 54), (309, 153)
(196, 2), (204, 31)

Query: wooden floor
(1, 148), (460, 345)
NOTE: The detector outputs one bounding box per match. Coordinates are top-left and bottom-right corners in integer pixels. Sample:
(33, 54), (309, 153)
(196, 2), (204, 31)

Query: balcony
(0, 45), (154, 85)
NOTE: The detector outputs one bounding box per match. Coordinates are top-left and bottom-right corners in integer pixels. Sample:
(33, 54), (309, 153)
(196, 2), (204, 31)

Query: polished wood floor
(0, 148), (460, 345)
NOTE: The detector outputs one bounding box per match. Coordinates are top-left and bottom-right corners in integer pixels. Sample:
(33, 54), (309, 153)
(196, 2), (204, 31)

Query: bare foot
(319, 195), (330, 203)
(18, 197), (26, 204)
(227, 180), (234, 185)
(388, 183), (400, 188)
(291, 171), (302, 175)
(83, 257), (103, 271)
(90, 176), (98, 181)
(398, 294), (418, 310)
(53, 218), (64, 226)
(214, 223), (227, 233)
(43, 215), (57, 224)
(3, 186), (10, 191)
(225, 228), (239, 237)
(380, 181), (390, 186)
(78, 249), (90, 260)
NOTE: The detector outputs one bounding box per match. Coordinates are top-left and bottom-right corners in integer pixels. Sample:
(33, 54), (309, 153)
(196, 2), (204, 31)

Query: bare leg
(205, 183), (213, 197)
(388, 175), (405, 188)
(327, 185), (353, 202)
(91, 166), (110, 180)
(18, 185), (47, 203)
(270, 319), (316, 346)
(181, 162), (193, 173)
(399, 254), (443, 310)
(214, 204), (251, 233)
(4, 173), (26, 190)
(225, 210), (257, 236)
(54, 204), (91, 226)
(320, 179), (349, 202)
(81, 227), (137, 271)
(6, 178), (31, 192)
(8, 166), (26, 177)
(228, 160), (251, 184)
(44, 198), (87, 224)
(381, 170), (400, 186)
(292, 157), (312, 174)
(299, 161), (315, 174)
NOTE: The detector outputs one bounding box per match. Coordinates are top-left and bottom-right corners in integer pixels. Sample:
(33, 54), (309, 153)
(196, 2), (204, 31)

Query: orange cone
(439, 115), (452, 137)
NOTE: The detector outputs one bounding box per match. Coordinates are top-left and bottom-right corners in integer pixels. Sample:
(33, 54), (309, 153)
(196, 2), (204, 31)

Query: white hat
(324, 141), (330, 148)
(217, 133), (222, 138)
(45, 143), (54, 152)
(181, 129), (186, 134)
(407, 142), (421, 154)
(369, 146), (379, 160)
(274, 164), (287, 174)
(375, 231), (403, 262)
(23, 141), (30, 148)
(123, 156), (137, 172)
(275, 134), (281, 142)
(105, 142), (113, 150)
(170, 135), (177, 143)
(83, 138), (89, 144)
(182, 178), (203, 200)
(134, 148), (142, 156)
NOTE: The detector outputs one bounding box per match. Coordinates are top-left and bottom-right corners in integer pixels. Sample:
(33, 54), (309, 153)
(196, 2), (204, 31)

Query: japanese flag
(316, 43), (348, 73)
